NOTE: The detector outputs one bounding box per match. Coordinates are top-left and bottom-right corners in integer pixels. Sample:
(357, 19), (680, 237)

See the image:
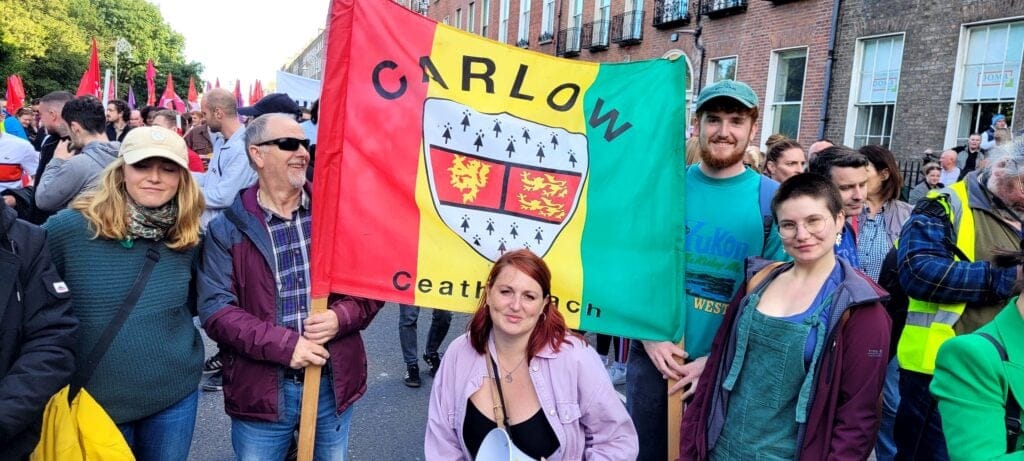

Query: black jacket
(0, 201), (77, 460)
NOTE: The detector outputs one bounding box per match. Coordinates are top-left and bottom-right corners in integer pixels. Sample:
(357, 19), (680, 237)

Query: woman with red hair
(424, 249), (637, 460)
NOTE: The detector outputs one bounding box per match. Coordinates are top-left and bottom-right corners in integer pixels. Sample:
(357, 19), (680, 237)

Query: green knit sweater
(43, 209), (203, 423)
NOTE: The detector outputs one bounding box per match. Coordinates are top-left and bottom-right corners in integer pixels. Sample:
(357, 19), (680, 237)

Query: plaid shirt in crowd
(896, 189), (1018, 306)
(259, 190), (313, 334)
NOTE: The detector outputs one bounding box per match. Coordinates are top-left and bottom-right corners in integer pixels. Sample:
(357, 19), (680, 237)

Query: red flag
(146, 59), (157, 106)
(248, 83), (254, 107)
(187, 77), (199, 111)
(215, 78), (221, 89)
(253, 79), (265, 102)
(76, 38), (102, 98)
(158, 73), (186, 113)
(233, 80), (243, 106)
(5, 75), (25, 114)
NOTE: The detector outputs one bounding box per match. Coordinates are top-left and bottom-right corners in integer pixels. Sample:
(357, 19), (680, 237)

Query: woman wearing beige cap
(42, 126), (205, 460)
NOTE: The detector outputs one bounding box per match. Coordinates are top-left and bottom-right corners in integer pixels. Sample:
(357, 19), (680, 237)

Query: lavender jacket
(425, 334), (638, 460)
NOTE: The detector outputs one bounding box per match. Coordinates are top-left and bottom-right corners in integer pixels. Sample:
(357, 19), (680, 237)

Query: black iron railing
(611, 11), (644, 44)
(587, 20), (610, 50)
(653, 0), (689, 28)
(702, 0), (747, 18)
(556, 27), (581, 56)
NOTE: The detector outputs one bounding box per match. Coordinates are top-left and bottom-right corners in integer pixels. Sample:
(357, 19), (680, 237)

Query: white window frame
(623, 0), (644, 42)
(518, 0), (531, 45)
(761, 47), (809, 147)
(707, 55), (737, 84)
(499, 0), (510, 43)
(567, 0), (583, 51)
(468, 2), (475, 33)
(944, 17), (1024, 148)
(481, 0), (491, 37)
(592, 0), (610, 47)
(456, 8), (463, 29)
(541, 0), (555, 41)
(443, 15), (450, 25)
(843, 33), (905, 148)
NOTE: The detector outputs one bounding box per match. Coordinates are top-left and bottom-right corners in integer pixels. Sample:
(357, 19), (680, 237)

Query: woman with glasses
(679, 173), (891, 460)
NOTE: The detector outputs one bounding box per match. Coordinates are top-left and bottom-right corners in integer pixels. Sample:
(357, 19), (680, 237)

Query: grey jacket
(35, 140), (119, 212)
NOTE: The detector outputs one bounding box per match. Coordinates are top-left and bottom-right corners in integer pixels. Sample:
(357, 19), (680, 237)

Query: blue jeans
(232, 374), (354, 461)
(117, 390), (198, 461)
(626, 340), (667, 461)
(875, 358), (901, 461)
(894, 369), (949, 461)
(398, 304), (452, 365)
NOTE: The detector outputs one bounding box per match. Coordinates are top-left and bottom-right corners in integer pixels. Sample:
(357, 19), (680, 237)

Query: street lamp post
(114, 38), (133, 99)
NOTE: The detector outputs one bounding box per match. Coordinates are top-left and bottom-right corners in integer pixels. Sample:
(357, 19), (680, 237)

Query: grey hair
(983, 137), (1024, 178)
(244, 113), (297, 168)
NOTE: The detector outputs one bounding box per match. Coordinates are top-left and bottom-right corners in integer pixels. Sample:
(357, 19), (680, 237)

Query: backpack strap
(69, 244), (161, 401)
(976, 332), (1021, 453)
(746, 261), (786, 294)
(758, 175), (779, 255)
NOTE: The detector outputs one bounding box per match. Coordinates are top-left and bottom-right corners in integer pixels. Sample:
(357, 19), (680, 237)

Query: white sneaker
(607, 362), (627, 386)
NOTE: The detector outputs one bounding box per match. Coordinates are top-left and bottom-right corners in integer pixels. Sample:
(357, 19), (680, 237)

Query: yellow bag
(31, 386), (134, 461)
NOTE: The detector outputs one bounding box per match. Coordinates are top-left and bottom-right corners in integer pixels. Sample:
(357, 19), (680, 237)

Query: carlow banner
(312, 0), (687, 341)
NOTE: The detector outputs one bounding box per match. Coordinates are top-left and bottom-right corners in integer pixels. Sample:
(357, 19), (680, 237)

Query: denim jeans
(894, 369), (949, 461)
(625, 340), (667, 461)
(875, 358), (901, 461)
(117, 390), (199, 461)
(398, 304), (452, 365)
(232, 374), (354, 461)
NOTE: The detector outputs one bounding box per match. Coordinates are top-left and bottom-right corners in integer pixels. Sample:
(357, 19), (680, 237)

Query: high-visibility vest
(897, 180), (975, 375)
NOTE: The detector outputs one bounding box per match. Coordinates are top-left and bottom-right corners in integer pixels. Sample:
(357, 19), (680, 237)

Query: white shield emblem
(423, 98), (589, 262)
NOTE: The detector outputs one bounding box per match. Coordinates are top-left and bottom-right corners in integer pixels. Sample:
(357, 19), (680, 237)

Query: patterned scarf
(126, 198), (178, 243)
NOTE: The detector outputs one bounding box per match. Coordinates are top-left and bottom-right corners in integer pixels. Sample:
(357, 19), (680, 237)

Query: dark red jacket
(679, 258), (891, 460)
(197, 184), (382, 421)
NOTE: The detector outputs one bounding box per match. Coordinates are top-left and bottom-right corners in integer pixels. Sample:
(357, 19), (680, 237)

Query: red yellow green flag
(312, 0), (687, 341)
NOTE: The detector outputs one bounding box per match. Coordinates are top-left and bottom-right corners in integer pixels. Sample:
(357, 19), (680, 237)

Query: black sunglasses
(256, 137), (310, 151)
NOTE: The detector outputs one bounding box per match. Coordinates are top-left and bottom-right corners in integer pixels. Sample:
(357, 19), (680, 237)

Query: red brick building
(412, 0), (838, 149)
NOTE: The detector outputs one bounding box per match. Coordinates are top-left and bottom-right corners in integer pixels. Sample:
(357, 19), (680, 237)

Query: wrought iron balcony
(653, 0), (690, 29)
(516, 38), (529, 48)
(556, 27), (581, 57)
(582, 20), (610, 51)
(538, 31), (554, 43)
(611, 11), (644, 45)
(702, 0), (747, 18)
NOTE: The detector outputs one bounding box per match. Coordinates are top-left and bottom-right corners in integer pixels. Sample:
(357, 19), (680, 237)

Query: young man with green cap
(625, 79), (788, 460)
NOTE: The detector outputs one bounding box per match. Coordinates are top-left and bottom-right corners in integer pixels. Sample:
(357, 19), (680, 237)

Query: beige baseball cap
(119, 126), (188, 169)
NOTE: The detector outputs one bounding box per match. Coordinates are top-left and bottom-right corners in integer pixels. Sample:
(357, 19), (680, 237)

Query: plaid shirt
(259, 190), (312, 334)
(896, 180), (1018, 306)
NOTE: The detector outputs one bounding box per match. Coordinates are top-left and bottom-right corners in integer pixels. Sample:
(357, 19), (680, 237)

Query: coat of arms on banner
(423, 98), (589, 262)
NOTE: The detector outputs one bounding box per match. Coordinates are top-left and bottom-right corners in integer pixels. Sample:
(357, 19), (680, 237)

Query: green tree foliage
(0, 0), (203, 101)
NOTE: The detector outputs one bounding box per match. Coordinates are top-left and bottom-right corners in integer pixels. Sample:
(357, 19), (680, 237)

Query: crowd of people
(1, 75), (1023, 461)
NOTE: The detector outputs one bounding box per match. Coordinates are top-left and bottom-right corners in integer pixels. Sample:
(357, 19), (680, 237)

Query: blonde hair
(685, 136), (701, 166)
(71, 157), (205, 251)
(744, 146), (763, 172)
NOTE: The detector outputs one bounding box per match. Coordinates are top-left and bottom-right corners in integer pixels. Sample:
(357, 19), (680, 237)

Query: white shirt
(0, 133), (38, 191)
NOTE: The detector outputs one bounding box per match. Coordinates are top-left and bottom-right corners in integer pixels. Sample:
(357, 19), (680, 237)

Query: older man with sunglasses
(198, 113), (383, 460)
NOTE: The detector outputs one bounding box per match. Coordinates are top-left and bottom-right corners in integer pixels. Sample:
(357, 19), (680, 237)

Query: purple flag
(127, 85), (136, 110)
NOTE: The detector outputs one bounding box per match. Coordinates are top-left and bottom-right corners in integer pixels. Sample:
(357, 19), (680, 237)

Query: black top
(463, 399), (560, 459)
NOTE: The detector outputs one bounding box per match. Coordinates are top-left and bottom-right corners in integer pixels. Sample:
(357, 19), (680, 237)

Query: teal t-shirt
(683, 166), (787, 358)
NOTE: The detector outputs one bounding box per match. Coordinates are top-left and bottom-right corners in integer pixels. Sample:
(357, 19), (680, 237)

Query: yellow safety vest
(897, 180), (975, 375)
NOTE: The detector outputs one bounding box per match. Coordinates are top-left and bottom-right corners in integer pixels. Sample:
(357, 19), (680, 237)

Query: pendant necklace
(500, 355), (527, 383)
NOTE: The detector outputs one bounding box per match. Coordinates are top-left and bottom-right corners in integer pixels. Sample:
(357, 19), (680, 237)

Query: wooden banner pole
(667, 341), (685, 461)
(297, 297), (329, 461)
